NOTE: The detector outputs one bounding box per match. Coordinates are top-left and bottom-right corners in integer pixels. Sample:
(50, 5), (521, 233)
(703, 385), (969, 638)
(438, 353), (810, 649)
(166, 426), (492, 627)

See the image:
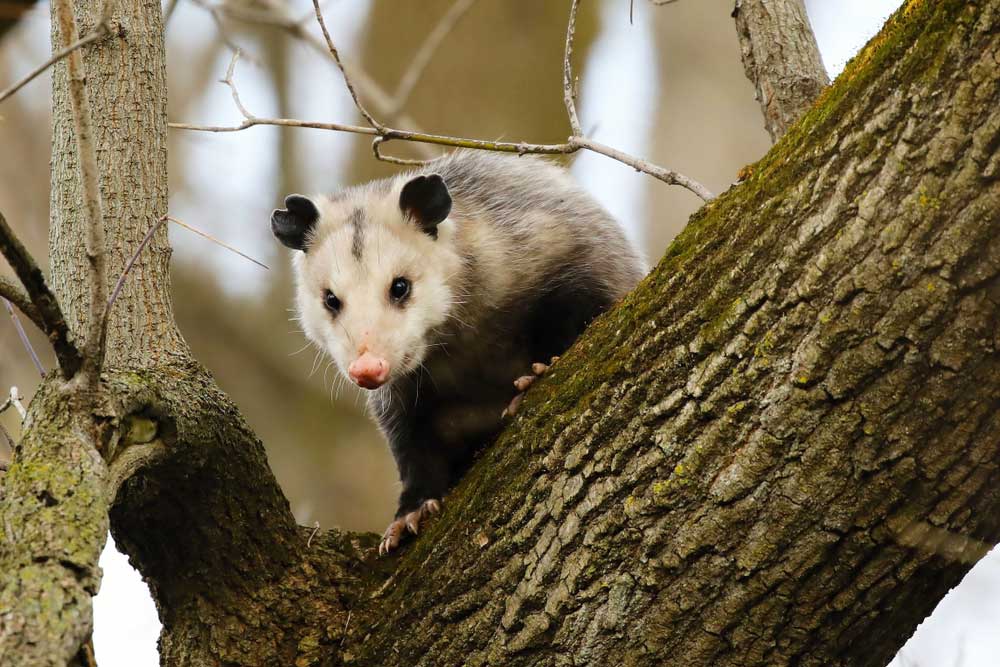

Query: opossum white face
(272, 175), (461, 390)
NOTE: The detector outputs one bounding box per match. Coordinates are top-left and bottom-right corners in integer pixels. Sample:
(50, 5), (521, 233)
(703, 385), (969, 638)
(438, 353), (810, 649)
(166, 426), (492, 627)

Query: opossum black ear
(271, 194), (319, 251)
(399, 174), (452, 237)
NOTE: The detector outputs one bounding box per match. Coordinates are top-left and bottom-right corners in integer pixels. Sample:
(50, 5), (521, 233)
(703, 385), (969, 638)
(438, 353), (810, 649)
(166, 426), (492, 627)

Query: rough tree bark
(2, 1), (1000, 666)
(733, 0), (829, 142)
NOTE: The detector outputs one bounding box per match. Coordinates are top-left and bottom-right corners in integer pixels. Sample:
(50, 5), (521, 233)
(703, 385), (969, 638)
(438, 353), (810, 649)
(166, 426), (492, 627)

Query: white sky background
(0, 1), (990, 665)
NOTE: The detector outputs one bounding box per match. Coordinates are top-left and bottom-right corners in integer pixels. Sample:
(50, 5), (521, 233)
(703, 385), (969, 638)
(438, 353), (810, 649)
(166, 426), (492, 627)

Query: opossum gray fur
(271, 150), (645, 554)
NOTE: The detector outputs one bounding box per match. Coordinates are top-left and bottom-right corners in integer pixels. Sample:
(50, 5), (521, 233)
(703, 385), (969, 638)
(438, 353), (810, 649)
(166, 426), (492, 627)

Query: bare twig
(340, 609), (352, 646)
(2, 388), (27, 420)
(102, 214), (268, 348)
(166, 216), (269, 270)
(372, 137), (438, 166)
(311, 0), (381, 130)
(0, 420), (14, 454)
(204, 5), (259, 64)
(389, 0), (479, 116)
(187, 0), (437, 159)
(3, 299), (45, 377)
(0, 212), (81, 377)
(307, 521), (320, 547)
(100, 216), (166, 356)
(0, 29), (107, 106)
(630, 0), (680, 26)
(54, 0), (110, 384)
(171, 5), (715, 202)
(0, 277), (44, 333)
(569, 136), (715, 201)
(563, 0), (583, 137)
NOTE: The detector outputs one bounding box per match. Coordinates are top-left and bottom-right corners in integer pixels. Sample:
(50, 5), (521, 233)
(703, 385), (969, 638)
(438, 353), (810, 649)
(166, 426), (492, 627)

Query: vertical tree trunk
(48, 0), (186, 368)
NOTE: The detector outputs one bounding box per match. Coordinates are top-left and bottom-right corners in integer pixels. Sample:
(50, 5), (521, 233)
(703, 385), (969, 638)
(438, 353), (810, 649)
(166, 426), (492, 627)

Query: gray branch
(733, 0), (829, 142)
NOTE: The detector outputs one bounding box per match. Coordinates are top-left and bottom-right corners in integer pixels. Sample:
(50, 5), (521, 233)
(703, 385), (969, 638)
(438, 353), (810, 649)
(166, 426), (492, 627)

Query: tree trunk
(2, 1), (1000, 665)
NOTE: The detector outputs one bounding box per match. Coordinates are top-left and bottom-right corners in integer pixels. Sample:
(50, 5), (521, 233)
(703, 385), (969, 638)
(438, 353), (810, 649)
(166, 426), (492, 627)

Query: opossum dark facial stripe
(350, 208), (365, 261)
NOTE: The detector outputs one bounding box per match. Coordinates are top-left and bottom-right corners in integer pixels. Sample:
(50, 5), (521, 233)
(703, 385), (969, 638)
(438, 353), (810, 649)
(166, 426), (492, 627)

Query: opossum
(271, 151), (645, 555)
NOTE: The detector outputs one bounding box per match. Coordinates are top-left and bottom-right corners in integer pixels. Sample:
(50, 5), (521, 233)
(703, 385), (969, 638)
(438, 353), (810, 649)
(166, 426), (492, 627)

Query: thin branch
(0, 211), (81, 377)
(4, 387), (27, 420)
(99, 216), (166, 363)
(389, 0), (479, 117)
(0, 420), (13, 454)
(372, 137), (436, 166)
(171, 52), (714, 202)
(630, 0), (681, 26)
(0, 29), (107, 106)
(204, 5), (259, 64)
(569, 136), (715, 201)
(0, 277), (44, 333)
(3, 299), (45, 377)
(102, 214), (268, 345)
(187, 0), (437, 158)
(311, 0), (382, 130)
(54, 0), (110, 384)
(563, 0), (583, 137)
(166, 216), (269, 270)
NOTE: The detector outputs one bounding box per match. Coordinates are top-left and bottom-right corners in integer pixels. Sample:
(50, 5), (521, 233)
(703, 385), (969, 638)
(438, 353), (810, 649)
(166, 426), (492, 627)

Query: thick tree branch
(0, 277), (44, 332)
(0, 382), (108, 666)
(0, 211), (81, 377)
(733, 0), (829, 142)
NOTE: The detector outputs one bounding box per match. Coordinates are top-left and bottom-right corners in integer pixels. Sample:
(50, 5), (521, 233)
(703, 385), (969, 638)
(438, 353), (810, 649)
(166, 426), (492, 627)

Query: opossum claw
(503, 361), (552, 418)
(379, 518), (406, 556)
(531, 362), (550, 375)
(513, 375), (536, 392)
(380, 499), (442, 555)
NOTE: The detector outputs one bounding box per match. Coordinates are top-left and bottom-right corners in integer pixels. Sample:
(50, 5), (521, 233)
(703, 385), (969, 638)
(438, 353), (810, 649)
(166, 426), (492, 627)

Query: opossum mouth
(353, 376), (386, 390)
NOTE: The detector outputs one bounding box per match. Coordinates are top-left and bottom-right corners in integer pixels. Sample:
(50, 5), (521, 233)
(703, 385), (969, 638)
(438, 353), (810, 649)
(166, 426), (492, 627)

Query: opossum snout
(349, 352), (390, 389)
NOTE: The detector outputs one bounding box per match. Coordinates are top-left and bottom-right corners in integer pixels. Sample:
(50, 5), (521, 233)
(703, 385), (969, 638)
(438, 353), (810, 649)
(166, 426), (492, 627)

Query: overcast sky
(15, 1), (987, 665)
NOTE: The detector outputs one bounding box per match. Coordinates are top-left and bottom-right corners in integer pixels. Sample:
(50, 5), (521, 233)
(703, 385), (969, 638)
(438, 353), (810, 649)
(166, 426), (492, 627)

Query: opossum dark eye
(389, 277), (411, 305)
(323, 289), (342, 314)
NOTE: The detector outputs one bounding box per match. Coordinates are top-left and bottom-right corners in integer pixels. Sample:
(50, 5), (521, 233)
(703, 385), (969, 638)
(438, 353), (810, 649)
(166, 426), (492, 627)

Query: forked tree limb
(0, 211), (81, 377)
(0, 277), (44, 332)
(108, 2), (1000, 665)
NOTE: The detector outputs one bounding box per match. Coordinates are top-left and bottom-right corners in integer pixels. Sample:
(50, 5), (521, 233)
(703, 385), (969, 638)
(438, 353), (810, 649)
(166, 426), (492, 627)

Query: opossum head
(272, 174), (461, 390)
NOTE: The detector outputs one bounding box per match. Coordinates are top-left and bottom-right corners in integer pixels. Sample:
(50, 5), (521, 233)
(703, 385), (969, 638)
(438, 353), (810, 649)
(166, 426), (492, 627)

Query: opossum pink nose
(349, 352), (390, 389)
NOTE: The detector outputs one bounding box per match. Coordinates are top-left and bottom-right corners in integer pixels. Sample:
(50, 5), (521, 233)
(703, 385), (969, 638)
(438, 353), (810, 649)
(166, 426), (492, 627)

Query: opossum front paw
(378, 498), (442, 556)
(502, 357), (559, 418)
